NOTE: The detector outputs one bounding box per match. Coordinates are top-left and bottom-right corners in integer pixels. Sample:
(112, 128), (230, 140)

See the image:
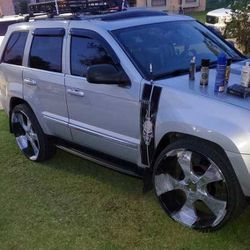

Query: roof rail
(100, 9), (167, 21)
(28, 0), (130, 16)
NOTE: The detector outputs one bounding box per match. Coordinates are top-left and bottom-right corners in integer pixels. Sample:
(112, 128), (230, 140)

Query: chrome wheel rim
(154, 149), (228, 229)
(12, 111), (40, 160)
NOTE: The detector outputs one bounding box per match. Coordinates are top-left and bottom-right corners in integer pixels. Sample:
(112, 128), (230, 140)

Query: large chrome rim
(154, 149), (228, 229)
(11, 111), (40, 161)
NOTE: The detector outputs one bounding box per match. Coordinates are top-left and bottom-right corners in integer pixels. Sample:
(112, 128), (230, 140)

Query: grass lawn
(187, 11), (208, 23)
(0, 110), (250, 249)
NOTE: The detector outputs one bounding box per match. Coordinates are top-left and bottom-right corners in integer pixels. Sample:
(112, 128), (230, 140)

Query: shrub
(225, 0), (250, 55)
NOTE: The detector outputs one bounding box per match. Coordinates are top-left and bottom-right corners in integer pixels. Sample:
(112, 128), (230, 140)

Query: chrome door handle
(24, 78), (37, 86)
(67, 88), (85, 97)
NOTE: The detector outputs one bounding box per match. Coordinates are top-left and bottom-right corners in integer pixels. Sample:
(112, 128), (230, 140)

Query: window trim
(70, 28), (120, 77)
(1, 31), (29, 66)
(28, 30), (64, 73)
(32, 28), (65, 37)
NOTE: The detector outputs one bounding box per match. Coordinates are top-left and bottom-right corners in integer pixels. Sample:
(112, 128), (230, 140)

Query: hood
(207, 8), (232, 17)
(156, 59), (250, 111)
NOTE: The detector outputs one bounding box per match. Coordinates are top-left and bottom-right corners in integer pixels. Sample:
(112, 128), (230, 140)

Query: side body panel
(0, 25), (29, 114)
(0, 63), (23, 113)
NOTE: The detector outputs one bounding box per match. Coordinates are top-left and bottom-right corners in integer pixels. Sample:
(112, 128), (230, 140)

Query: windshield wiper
(154, 69), (189, 80)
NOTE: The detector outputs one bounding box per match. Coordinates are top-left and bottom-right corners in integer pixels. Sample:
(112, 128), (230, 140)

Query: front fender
(155, 87), (250, 155)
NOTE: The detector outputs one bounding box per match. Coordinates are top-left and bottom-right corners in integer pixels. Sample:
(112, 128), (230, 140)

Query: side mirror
(87, 64), (130, 85)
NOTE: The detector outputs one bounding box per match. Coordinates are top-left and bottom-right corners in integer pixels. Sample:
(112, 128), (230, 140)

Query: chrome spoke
(17, 113), (28, 132)
(29, 130), (39, 142)
(198, 163), (224, 187)
(172, 197), (197, 227)
(200, 193), (227, 220)
(155, 173), (185, 196)
(177, 150), (192, 179)
(27, 119), (32, 132)
(28, 137), (39, 157)
(16, 135), (29, 149)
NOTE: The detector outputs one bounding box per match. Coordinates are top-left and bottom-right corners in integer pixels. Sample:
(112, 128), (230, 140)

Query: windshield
(112, 20), (243, 79)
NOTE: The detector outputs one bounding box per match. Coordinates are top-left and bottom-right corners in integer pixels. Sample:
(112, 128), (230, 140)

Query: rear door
(23, 27), (71, 141)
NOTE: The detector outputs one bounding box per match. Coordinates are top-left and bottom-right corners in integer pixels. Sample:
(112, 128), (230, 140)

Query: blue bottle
(214, 53), (227, 93)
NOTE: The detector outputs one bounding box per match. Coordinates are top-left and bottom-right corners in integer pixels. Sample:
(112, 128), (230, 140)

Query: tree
(19, 0), (28, 14)
(225, 0), (250, 55)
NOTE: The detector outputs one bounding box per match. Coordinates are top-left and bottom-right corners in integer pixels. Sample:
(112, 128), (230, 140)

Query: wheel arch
(9, 97), (31, 133)
(152, 132), (230, 169)
(8, 97), (48, 134)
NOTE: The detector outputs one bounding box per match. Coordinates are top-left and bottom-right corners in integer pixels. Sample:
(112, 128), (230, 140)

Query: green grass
(187, 11), (208, 23)
(0, 110), (250, 249)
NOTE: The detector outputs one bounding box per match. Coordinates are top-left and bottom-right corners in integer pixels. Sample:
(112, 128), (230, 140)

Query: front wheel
(11, 104), (55, 162)
(153, 139), (245, 231)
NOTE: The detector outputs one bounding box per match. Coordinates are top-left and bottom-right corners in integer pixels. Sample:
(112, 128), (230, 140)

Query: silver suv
(0, 10), (249, 231)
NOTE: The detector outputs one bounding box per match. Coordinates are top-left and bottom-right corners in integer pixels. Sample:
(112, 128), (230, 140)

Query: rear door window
(2, 31), (28, 65)
(29, 31), (64, 73)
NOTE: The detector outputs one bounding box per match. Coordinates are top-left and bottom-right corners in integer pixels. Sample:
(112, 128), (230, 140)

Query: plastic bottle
(214, 53), (227, 93)
(200, 59), (210, 86)
(189, 56), (196, 81)
(225, 58), (232, 85)
(241, 62), (250, 88)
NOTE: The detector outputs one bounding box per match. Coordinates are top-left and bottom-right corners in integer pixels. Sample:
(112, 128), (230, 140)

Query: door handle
(67, 88), (85, 97)
(24, 78), (37, 86)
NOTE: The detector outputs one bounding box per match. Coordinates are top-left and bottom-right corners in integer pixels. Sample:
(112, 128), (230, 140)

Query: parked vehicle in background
(205, 7), (232, 36)
(205, 4), (250, 36)
(0, 9), (249, 232)
(0, 15), (28, 45)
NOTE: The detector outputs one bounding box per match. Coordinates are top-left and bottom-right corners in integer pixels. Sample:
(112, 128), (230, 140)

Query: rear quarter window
(0, 21), (18, 36)
(2, 31), (28, 66)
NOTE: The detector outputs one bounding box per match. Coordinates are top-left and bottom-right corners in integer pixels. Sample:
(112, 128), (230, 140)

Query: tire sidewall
(152, 138), (243, 231)
(11, 104), (49, 162)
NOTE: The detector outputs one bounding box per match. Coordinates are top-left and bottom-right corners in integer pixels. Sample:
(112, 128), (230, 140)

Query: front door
(65, 29), (141, 163)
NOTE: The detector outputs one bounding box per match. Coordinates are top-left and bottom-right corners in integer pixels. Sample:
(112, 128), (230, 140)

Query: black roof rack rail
(28, 0), (131, 16)
(100, 9), (167, 21)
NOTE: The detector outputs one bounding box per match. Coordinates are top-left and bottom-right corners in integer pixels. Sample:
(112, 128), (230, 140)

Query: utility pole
(55, 0), (59, 15)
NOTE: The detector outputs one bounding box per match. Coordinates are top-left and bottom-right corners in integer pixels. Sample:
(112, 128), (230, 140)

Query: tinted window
(2, 31), (28, 65)
(71, 36), (114, 77)
(0, 21), (17, 36)
(113, 21), (242, 79)
(29, 36), (63, 72)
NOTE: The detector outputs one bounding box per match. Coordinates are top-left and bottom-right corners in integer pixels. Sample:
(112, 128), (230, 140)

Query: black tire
(153, 138), (246, 232)
(11, 103), (55, 162)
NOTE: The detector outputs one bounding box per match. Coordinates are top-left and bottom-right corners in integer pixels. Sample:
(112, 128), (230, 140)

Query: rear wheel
(153, 139), (245, 231)
(11, 104), (55, 161)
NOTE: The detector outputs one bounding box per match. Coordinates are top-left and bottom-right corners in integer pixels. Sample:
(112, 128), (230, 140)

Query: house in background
(0, 0), (15, 15)
(0, 0), (206, 16)
(137, 0), (206, 12)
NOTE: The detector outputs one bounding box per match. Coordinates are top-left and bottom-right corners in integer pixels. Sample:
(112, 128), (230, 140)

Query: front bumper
(227, 151), (250, 197)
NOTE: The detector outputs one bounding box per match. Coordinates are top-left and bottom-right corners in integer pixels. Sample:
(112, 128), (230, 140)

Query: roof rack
(28, 0), (130, 16)
(100, 9), (167, 21)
